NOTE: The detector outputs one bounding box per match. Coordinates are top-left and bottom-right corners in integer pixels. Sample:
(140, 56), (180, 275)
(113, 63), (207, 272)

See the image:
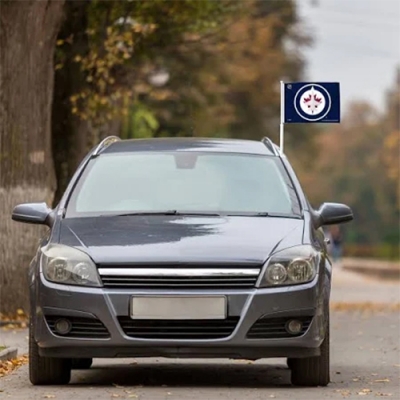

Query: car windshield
(66, 151), (301, 217)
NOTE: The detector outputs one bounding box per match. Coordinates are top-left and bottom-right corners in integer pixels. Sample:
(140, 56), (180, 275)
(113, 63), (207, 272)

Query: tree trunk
(0, 0), (65, 315)
(52, 0), (91, 206)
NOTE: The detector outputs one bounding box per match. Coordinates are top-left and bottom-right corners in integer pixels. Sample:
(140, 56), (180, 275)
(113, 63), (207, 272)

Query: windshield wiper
(174, 211), (221, 217)
(225, 212), (269, 217)
(106, 210), (179, 217)
(226, 212), (302, 218)
(103, 210), (222, 217)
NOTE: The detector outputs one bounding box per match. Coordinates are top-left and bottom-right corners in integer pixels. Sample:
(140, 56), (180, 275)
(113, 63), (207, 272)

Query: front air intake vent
(118, 317), (240, 339)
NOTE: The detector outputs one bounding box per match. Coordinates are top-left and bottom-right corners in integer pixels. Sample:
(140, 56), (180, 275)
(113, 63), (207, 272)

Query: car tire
(29, 320), (71, 385)
(71, 358), (93, 369)
(289, 319), (330, 387)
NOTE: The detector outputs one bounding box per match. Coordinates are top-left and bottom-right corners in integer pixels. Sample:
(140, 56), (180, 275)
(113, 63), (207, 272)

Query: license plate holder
(130, 295), (227, 320)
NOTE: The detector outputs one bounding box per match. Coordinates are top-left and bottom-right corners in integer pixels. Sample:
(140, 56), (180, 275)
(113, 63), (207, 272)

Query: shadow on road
(71, 361), (293, 388)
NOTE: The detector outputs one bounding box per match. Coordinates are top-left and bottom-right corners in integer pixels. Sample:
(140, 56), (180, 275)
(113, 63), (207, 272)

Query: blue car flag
(279, 81), (340, 152)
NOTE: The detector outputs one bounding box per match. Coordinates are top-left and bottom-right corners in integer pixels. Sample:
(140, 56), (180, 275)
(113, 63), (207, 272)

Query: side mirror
(12, 202), (54, 226)
(316, 202), (353, 228)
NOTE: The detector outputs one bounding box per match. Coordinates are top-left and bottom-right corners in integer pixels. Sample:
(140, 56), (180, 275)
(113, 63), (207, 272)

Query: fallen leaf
(353, 378), (360, 382)
(335, 389), (351, 396)
(376, 393), (392, 397)
(358, 389), (372, 395)
(43, 396), (55, 399)
(0, 355), (29, 377)
(112, 383), (124, 388)
(375, 379), (390, 383)
(111, 395), (120, 398)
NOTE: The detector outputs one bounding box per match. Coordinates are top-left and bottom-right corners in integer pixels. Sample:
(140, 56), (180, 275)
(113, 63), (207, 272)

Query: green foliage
(121, 103), (159, 139)
(55, 0), (308, 147)
(56, 0), (239, 127)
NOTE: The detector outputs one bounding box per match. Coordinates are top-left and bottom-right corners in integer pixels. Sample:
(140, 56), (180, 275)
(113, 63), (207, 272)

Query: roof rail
(92, 136), (121, 157)
(261, 137), (279, 156)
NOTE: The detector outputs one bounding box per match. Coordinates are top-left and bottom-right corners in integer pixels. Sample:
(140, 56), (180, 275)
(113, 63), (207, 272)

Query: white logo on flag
(299, 86), (326, 116)
(293, 83), (332, 122)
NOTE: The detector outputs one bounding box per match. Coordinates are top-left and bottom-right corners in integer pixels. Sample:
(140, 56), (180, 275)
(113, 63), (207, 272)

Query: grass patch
(0, 346), (6, 352)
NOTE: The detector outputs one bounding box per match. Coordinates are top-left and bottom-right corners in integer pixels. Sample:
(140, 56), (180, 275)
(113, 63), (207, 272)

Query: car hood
(59, 215), (304, 265)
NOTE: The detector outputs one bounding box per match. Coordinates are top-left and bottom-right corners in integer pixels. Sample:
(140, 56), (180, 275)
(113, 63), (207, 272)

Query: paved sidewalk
(0, 327), (28, 355)
(330, 264), (400, 304)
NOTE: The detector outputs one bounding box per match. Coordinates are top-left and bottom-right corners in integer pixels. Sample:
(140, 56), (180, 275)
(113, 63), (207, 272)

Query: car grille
(118, 317), (240, 339)
(98, 265), (261, 289)
(247, 316), (313, 339)
(45, 315), (110, 339)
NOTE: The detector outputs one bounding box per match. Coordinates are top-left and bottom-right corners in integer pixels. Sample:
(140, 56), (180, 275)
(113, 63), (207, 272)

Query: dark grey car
(12, 137), (353, 387)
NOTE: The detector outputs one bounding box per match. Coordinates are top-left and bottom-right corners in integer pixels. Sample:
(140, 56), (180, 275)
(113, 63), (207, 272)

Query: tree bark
(0, 0), (65, 315)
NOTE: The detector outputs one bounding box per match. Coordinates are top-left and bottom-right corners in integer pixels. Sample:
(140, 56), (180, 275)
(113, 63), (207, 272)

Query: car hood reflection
(59, 215), (304, 265)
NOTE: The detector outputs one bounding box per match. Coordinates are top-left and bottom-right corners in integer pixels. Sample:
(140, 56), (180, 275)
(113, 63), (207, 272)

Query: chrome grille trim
(98, 268), (260, 277)
(98, 267), (261, 289)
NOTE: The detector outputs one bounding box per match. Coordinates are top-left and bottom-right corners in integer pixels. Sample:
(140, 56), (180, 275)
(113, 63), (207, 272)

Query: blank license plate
(130, 296), (227, 320)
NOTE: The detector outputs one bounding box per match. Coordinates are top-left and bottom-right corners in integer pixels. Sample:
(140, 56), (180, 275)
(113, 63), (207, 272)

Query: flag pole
(279, 80), (285, 154)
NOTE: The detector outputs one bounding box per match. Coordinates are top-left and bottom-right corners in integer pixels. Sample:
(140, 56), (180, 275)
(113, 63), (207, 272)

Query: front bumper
(34, 273), (327, 360)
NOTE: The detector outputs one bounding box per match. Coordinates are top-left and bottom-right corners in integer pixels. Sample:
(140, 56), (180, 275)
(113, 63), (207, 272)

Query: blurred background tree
(295, 68), (400, 259)
(52, 0), (240, 202)
(52, 0), (313, 201)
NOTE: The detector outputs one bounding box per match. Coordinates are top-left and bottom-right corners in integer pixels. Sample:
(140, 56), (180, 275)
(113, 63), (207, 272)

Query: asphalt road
(1, 268), (399, 399)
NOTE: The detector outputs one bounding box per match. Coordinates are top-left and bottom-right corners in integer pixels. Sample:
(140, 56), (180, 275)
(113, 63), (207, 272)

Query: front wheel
(289, 319), (330, 387)
(29, 321), (72, 385)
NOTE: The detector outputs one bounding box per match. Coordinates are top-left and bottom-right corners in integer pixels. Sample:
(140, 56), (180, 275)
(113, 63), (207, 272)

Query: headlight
(41, 244), (102, 287)
(259, 245), (319, 287)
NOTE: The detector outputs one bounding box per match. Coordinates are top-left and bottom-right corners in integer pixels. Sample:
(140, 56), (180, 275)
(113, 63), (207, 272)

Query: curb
(0, 321), (25, 327)
(343, 265), (399, 280)
(0, 347), (18, 362)
(342, 258), (400, 280)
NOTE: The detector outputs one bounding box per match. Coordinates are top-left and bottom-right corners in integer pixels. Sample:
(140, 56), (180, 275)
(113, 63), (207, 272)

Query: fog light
(286, 319), (303, 335)
(54, 318), (71, 335)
